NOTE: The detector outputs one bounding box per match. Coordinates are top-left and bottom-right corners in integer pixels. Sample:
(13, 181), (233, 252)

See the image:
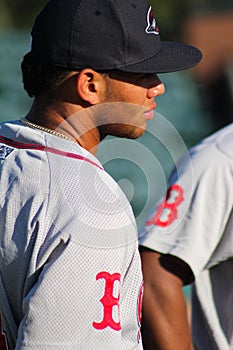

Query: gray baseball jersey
(0, 121), (143, 350)
(139, 123), (233, 350)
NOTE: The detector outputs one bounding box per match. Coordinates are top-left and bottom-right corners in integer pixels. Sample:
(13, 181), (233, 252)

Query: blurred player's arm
(140, 247), (194, 350)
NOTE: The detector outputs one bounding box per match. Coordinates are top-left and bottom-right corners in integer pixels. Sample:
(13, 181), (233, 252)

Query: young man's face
(99, 71), (165, 139)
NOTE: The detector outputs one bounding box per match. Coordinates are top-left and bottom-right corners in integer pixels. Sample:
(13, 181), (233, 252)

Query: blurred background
(0, 0), (232, 311)
(0, 0), (233, 225)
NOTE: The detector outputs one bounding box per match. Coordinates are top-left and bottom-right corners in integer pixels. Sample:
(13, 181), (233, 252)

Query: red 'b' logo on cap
(145, 6), (159, 35)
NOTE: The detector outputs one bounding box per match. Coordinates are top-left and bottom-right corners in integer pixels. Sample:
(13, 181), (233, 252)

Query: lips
(143, 109), (154, 120)
(143, 103), (156, 120)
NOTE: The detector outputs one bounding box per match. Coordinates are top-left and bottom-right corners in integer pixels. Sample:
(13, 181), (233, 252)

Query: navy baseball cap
(28, 0), (202, 73)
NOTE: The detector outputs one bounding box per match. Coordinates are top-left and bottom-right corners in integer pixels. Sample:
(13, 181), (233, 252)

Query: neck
(25, 99), (100, 155)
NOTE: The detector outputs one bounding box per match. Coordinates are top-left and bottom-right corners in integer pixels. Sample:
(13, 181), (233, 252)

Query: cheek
(105, 79), (147, 105)
(120, 86), (147, 105)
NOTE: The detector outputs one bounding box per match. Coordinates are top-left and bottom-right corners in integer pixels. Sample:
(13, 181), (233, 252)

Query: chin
(101, 123), (146, 139)
(128, 127), (146, 139)
(115, 128), (145, 140)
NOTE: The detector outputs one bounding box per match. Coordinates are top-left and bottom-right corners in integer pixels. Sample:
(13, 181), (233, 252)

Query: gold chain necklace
(19, 117), (74, 142)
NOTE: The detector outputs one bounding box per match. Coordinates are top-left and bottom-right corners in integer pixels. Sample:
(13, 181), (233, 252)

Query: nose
(147, 79), (165, 99)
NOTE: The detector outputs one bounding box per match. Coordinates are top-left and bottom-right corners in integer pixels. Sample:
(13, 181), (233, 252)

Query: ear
(76, 69), (104, 105)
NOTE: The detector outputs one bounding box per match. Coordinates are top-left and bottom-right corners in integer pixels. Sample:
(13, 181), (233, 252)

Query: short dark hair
(21, 53), (73, 98)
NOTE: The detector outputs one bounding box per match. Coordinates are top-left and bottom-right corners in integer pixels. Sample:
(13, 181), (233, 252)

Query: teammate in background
(139, 123), (233, 349)
(0, 0), (201, 349)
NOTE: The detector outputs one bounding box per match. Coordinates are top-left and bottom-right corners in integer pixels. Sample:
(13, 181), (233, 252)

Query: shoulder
(214, 123), (233, 160)
(180, 123), (233, 174)
(43, 142), (137, 248)
(192, 123), (233, 159)
(0, 122), (137, 247)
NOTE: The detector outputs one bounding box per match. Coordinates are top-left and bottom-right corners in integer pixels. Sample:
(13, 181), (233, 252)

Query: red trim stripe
(0, 136), (103, 170)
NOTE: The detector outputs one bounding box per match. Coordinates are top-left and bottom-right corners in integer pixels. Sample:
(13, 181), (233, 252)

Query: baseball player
(139, 123), (233, 349)
(0, 0), (201, 349)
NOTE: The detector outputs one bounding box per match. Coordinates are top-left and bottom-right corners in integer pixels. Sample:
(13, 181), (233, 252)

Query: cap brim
(120, 41), (202, 74)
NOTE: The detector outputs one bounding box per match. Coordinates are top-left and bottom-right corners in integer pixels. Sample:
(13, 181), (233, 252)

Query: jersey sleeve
(139, 141), (233, 278)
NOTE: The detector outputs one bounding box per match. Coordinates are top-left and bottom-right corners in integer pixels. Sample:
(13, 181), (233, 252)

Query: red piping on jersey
(0, 135), (103, 170)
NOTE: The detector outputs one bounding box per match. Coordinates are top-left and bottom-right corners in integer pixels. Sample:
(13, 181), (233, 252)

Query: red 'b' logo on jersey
(93, 272), (121, 331)
(146, 184), (184, 227)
